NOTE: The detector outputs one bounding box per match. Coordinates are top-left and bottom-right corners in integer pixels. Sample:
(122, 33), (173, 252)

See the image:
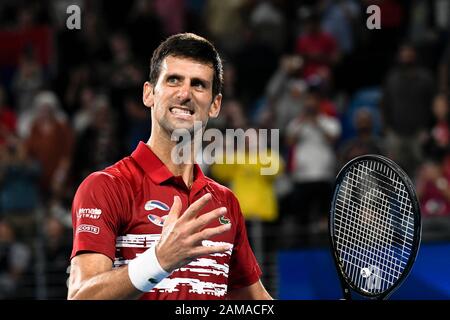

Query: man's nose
(176, 82), (192, 102)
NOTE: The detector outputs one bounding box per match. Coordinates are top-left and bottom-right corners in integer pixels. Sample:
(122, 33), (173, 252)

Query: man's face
(143, 56), (222, 137)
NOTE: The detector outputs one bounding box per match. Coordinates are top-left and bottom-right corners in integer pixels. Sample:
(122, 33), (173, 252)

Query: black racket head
(329, 154), (422, 299)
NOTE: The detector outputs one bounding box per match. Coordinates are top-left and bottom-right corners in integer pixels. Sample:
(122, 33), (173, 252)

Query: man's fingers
(165, 196), (182, 226)
(180, 193), (212, 221)
(190, 223), (232, 245)
(190, 207), (227, 232)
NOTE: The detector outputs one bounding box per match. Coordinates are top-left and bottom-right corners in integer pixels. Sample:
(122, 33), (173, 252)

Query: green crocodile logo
(219, 215), (230, 225)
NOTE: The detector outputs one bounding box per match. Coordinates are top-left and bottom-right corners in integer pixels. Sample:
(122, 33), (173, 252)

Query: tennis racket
(329, 154), (422, 300)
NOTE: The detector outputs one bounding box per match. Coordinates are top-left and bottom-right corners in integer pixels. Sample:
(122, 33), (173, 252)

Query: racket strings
(334, 212), (409, 270)
(335, 189), (414, 245)
(349, 169), (413, 221)
(333, 160), (415, 294)
(341, 164), (410, 291)
(340, 162), (413, 291)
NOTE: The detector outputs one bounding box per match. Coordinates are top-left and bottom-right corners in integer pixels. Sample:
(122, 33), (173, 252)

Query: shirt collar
(131, 141), (208, 192)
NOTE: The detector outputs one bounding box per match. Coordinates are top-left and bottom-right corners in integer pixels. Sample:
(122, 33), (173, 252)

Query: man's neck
(147, 135), (195, 188)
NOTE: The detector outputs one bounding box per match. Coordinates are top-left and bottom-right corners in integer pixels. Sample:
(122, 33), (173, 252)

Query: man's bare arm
(68, 253), (141, 300)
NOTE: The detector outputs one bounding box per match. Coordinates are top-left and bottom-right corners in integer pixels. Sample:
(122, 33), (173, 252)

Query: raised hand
(155, 193), (232, 272)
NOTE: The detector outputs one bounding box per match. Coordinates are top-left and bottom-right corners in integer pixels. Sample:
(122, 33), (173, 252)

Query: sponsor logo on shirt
(144, 200), (170, 211)
(77, 208), (102, 219)
(148, 214), (168, 227)
(76, 224), (100, 234)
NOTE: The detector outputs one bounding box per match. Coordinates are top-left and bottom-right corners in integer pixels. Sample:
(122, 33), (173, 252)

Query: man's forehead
(160, 56), (214, 76)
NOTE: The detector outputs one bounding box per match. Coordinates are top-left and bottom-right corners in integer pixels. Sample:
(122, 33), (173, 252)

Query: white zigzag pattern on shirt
(114, 234), (233, 296)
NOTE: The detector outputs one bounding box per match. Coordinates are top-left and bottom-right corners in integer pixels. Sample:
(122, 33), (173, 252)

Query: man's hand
(155, 193), (232, 272)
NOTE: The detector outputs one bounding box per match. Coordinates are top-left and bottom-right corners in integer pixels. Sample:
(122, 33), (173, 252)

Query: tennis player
(68, 33), (272, 300)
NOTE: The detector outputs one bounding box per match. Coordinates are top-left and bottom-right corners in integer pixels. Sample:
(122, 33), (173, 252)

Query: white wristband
(128, 245), (171, 292)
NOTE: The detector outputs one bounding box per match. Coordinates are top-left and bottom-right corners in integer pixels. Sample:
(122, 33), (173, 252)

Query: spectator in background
(124, 93), (150, 153)
(310, 78), (338, 118)
(320, 0), (360, 55)
(206, 98), (248, 153)
(265, 54), (306, 136)
(319, 0), (361, 94)
(423, 93), (450, 159)
(219, 99), (248, 130)
(210, 129), (283, 267)
(204, 0), (247, 55)
(382, 42), (435, 176)
(11, 46), (44, 116)
(416, 93), (450, 219)
(416, 153), (450, 218)
(107, 32), (145, 139)
(24, 91), (74, 203)
(0, 86), (16, 146)
(234, 27), (279, 110)
(249, 0), (287, 55)
(285, 88), (341, 238)
(210, 132), (283, 224)
(295, 9), (340, 84)
(264, 56), (338, 151)
(108, 32), (138, 90)
(43, 216), (71, 299)
(75, 11), (110, 65)
(0, 135), (40, 237)
(72, 95), (122, 185)
(154, 0), (186, 36)
(222, 62), (238, 100)
(407, 0), (447, 73)
(339, 107), (384, 166)
(415, 152), (450, 240)
(72, 86), (97, 135)
(0, 220), (31, 299)
(63, 65), (95, 116)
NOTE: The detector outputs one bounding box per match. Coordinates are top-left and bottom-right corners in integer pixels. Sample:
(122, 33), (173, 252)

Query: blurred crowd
(1, 0), (450, 299)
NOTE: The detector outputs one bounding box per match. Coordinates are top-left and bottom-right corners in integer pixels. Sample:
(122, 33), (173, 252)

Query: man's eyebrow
(164, 73), (210, 86)
(191, 77), (210, 86)
(165, 73), (183, 79)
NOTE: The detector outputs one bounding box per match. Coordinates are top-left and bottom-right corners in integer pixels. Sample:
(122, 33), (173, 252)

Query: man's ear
(209, 93), (222, 118)
(143, 81), (154, 108)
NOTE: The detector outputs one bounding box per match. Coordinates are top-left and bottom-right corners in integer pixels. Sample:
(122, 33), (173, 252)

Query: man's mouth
(169, 106), (194, 115)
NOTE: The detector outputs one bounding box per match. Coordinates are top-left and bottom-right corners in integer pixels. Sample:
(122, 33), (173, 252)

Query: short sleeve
(70, 172), (128, 262)
(227, 192), (262, 290)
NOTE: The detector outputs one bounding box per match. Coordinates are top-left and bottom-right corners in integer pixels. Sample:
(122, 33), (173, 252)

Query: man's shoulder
(78, 156), (142, 193)
(203, 176), (238, 203)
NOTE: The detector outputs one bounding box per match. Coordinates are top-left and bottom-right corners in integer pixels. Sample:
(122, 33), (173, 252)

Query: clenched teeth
(170, 107), (193, 115)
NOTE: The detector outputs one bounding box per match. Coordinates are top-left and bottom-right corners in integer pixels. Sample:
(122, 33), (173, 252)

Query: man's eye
(167, 77), (179, 84)
(193, 82), (205, 89)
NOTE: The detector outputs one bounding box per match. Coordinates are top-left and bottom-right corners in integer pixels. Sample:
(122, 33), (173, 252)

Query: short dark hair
(149, 33), (223, 97)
